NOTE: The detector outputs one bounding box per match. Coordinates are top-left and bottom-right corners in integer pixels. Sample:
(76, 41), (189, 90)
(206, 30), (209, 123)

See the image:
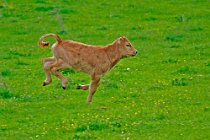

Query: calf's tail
(38, 33), (62, 48)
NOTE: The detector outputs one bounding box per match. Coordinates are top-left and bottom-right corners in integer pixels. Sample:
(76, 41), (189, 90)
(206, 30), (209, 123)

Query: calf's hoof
(87, 98), (92, 104)
(62, 86), (66, 90)
(76, 85), (81, 89)
(43, 79), (52, 86)
(87, 101), (92, 105)
(43, 82), (47, 86)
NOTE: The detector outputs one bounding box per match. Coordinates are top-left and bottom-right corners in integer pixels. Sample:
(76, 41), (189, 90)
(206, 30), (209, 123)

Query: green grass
(0, 0), (210, 139)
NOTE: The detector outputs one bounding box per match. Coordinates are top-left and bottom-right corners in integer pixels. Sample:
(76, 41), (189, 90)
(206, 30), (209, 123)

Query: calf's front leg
(87, 75), (101, 104)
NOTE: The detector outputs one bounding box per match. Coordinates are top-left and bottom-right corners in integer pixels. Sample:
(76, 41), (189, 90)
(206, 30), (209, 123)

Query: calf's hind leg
(42, 57), (55, 86)
(51, 67), (68, 89)
(51, 59), (68, 89)
(42, 58), (68, 89)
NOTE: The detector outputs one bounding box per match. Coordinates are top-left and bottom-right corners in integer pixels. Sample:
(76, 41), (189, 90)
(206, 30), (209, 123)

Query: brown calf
(38, 33), (137, 104)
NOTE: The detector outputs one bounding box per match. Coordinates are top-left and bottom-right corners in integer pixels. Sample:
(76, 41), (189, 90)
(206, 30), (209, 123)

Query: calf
(38, 33), (137, 104)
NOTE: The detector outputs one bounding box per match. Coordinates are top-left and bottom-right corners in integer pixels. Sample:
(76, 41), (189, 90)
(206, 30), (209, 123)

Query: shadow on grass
(0, 88), (13, 99)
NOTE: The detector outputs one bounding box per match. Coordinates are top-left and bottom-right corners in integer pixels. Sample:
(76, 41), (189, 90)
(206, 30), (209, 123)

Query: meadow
(0, 0), (210, 139)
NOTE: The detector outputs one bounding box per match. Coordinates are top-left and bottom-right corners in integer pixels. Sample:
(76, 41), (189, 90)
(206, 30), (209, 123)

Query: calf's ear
(119, 36), (127, 41)
(117, 36), (127, 44)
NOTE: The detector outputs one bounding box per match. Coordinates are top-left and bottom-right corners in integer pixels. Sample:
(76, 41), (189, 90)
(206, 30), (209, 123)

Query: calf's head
(117, 36), (137, 58)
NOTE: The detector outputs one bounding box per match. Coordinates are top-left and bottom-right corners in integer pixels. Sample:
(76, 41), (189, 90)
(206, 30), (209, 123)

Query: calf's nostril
(136, 51), (138, 54)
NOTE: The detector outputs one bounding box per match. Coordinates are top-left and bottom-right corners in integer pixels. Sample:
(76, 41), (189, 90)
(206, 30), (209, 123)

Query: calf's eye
(126, 44), (131, 47)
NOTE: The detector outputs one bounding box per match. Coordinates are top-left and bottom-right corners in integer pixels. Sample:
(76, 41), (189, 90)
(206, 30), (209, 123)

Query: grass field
(0, 0), (210, 139)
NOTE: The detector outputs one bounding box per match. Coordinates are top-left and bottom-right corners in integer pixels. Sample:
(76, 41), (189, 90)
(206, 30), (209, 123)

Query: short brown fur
(38, 33), (137, 104)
